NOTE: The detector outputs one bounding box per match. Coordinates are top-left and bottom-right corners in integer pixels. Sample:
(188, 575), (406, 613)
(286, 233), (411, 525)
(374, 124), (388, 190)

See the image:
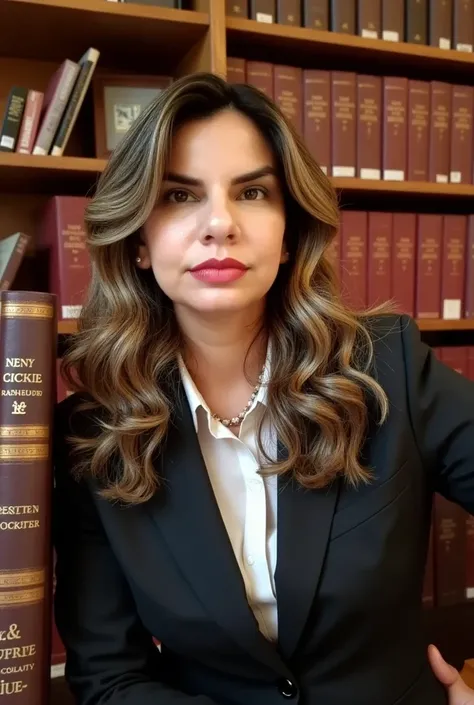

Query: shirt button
(277, 678), (297, 699)
(246, 555), (254, 566)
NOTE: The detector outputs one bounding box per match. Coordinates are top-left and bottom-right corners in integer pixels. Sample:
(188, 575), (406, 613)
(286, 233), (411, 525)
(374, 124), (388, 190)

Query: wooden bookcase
(2, 1), (474, 700)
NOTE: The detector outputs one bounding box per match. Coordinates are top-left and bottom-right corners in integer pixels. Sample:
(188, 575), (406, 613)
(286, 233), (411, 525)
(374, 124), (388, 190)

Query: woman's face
(138, 108), (287, 318)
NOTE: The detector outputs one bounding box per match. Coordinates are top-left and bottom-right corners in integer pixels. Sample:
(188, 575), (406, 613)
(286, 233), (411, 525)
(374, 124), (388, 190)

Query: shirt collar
(178, 340), (272, 433)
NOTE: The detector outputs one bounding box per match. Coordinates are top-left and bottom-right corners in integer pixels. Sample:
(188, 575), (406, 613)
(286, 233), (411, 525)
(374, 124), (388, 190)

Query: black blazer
(53, 314), (474, 705)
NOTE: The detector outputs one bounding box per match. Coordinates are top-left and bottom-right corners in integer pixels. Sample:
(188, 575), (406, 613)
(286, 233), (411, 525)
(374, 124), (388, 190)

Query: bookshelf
(2, 3), (474, 699)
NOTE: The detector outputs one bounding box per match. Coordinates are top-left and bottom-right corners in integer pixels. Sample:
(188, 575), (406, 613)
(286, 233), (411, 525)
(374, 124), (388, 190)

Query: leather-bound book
(429, 81), (452, 184)
(226, 0), (249, 17)
(415, 214), (442, 319)
(453, 0), (474, 52)
(357, 74), (382, 179)
(464, 216), (474, 318)
(382, 0), (404, 40)
(303, 70), (331, 174)
(330, 0), (356, 32)
(407, 80), (430, 181)
(358, 0), (381, 37)
(276, 0), (301, 24)
(392, 212), (416, 316)
(429, 0), (453, 48)
(274, 65), (303, 134)
(303, 0), (329, 29)
(250, 0), (276, 21)
(434, 492), (467, 606)
(246, 62), (274, 98)
(227, 57), (246, 84)
(406, 0), (428, 43)
(383, 77), (408, 181)
(331, 71), (357, 177)
(367, 212), (392, 307)
(0, 232), (31, 291)
(340, 210), (368, 310)
(0, 289), (57, 704)
(441, 215), (467, 320)
(450, 84), (473, 184)
(36, 196), (90, 322)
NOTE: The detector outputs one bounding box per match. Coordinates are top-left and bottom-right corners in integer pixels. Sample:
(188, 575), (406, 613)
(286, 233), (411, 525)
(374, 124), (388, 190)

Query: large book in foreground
(0, 290), (57, 704)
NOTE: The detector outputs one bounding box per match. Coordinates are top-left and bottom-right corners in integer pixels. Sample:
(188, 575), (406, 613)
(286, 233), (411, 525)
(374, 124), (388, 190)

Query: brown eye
(165, 189), (197, 203)
(241, 187), (265, 201)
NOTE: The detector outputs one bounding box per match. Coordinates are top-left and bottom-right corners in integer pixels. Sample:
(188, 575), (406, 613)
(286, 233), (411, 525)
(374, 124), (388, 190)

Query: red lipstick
(189, 258), (248, 283)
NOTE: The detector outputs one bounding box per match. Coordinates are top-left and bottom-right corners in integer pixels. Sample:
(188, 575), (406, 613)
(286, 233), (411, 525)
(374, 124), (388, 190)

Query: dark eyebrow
(163, 166), (277, 187)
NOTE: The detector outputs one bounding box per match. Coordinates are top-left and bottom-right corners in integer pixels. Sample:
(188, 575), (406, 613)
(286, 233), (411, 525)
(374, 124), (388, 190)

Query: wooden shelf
(226, 17), (474, 78)
(332, 178), (474, 200)
(0, 154), (106, 194)
(0, 0), (209, 72)
(57, 319), (474, 336)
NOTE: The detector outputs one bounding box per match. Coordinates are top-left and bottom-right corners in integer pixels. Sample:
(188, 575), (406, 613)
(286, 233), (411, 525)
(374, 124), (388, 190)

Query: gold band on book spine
(0, 445), (49, 461)
(0, 425), (49, 439)
(0, 301), (54, 320)
(0, 568), (45, 589)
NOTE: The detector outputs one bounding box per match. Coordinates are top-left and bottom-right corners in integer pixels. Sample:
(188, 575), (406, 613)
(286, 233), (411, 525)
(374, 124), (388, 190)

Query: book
(357, 74), (382, 180)
(383, 77), (408, 181)
(382, 0), (404, 40)
(226, 0), (249, 16)
(367, 211), (392, 307)
(429, 81), (451, 184)
(407, 80), (430, 181)
(250, 0), (276, 21)
(15, 90), (44, 155)
(303, 70), (331, 174)
(227, 57), (247, 84)
(406, 0), (428, 43)
(449, 84), (474, 184)
(433, 493), (467, 606)
(358, 0), (381, 38)
(392, 213), (416, 316)
(32, 59), (79, 156)
(453, 0), (474, 52)
(330, 0), (356, 32)
(331, 71), (357, 177)
(340, 210), (367, 310)
(441, 215), (467, 320)
(276, 0), (301, 25)
(415, 214), (442, 319)
(429, 0), (453, 49)
(0, 87), (28, 152)
(246, 61), (274, 97)
(0, 233), (31, 291)
(0, 289), (57, 704)
(303, 0), (329, 28)
(273, 65), (303, 133)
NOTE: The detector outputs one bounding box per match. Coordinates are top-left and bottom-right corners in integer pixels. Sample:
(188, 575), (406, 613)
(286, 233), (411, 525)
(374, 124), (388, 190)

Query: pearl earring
(136, 256), (142, 263)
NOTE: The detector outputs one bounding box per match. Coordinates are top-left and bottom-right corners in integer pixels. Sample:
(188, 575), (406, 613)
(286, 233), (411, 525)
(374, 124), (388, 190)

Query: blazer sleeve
(53, 405), (218, 705)
(400, 315), (474, 513)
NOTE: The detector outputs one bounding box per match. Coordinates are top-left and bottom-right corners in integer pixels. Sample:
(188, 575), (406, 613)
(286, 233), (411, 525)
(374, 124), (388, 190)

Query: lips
(190, 258), (247, 272)
(188, 258), (249, 284)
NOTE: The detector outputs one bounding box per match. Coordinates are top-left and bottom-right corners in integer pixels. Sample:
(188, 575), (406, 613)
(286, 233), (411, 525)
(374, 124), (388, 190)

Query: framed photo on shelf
(92, 74), (172, 158)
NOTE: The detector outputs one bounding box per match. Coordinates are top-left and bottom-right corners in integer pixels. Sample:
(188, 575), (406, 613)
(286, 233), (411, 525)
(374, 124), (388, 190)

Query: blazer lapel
(145, 380), (286, 676)
(275, 440), (341, 662)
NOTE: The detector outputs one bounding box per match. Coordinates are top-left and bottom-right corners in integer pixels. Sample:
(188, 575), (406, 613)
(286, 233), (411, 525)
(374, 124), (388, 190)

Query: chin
(185, 291), (264, 315)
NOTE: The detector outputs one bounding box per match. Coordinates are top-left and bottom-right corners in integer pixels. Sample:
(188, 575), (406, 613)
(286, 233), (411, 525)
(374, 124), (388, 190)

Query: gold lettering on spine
(0, 445), (48, 462)
(0, 587), (44, 607)
(0, 426), (49, 439)
(0, 570), (44, 589)
(0, 302), (54, 320)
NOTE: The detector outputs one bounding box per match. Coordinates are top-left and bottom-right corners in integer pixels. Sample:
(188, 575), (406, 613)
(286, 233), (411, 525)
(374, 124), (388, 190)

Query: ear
(135, 241), (152, 269)
(280, 248), (289, 264)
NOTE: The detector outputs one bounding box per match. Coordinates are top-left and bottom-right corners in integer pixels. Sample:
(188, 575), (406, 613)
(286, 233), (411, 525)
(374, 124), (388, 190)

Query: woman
(54, 72), (474, 705)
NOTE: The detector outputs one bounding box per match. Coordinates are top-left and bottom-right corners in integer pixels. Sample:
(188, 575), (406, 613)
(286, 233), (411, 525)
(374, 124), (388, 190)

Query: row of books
(0, 48), (99, 157)
(227, 58), (474, 184)
(227, 0), (474, 52)
(334, 210), (474, 320)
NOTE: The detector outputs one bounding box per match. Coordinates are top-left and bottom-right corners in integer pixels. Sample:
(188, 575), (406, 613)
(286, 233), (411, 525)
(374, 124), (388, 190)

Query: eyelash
(162, 186), (269, 203)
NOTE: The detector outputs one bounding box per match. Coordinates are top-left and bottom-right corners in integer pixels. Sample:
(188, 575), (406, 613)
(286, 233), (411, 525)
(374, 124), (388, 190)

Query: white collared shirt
(178, 349), (278, 642)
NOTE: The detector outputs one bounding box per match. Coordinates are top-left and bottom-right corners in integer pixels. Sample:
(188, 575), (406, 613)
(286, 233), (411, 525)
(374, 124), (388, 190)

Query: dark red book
(440, 346), (469, 375)
(383, 77), (408, 181)
(466, 512), (474, 600)
(357, 74), (382, 180)
(367, 211), (392, 307)
(429, 81), (452, 184)
(246, 61), (274, 98)
(226, 57), (246, 83)
(453, 0), (474, 52)
(469, 347), (474, 380)
(392, 213), (416, 316)
(465, 216), (474, 318)
(415, 214), (442, 319)
(450, 84), (474, 184)
(407, 80), (430, 181)
(303, 70), (331, 174)
(441, 215), (467, 320)
(340, 210), (368, 310)
(331, 71), (357, 177)
(274, 65), (303, 134)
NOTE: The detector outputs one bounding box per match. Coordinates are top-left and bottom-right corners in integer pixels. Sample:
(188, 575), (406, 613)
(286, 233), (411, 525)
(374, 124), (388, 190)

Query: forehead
(166, 108), (276, 176)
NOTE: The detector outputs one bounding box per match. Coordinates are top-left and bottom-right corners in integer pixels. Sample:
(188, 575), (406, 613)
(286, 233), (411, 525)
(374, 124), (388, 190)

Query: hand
(428, 644), (474, 704)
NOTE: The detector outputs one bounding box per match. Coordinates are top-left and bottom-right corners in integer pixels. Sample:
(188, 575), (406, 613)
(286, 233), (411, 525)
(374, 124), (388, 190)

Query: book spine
(441, 215), (467, 319)
(382, 0), (404, 40)
(429, 81), (452, 184)
(367, 212), (392, 307)
(453, 0), (474, 52)
(466, 512), (474, 599)
(407, 80), (430, 181)
(441, 345), (469, 374)
(227, 57), (247, 84)
(0, 290), (56, 704)
(246, 61), (274, 98)
(226, 0), (249, 16)
(415, 214), (442, 318)
(469, 346), (474, 380)
(303, 70), (331, 174)
(464, 215), (474, 318)
(357, 75), (382, 179)
(392, 213), (416, 316)
(249, 0), (276, 21)
(383, 76), (408, 181)
(330, 0), (356, 32)
(33, 62), (79, 156)
(429, 0), (453, 48)
(273, 65), (303, 134)
(276, 0), (301, 24)
(406, 0), (428, 43)
(303, 0), (329, 28)
(0, 88), (28, 152)
(358, 0), (381, 37)
(434, 493), (467, 606)
(340, 210), (368, 310)
(449, 84), (474, 184)
(0, 234), (30, 291)
(326, 227), (341, 285)
(422, 524), (435, 608)
(331, 71), (357, 177)
(15, 91), (44, 155)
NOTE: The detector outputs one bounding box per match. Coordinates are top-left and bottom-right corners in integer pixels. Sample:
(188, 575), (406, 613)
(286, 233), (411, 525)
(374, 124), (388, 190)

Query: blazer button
(277, 678), (297, 699)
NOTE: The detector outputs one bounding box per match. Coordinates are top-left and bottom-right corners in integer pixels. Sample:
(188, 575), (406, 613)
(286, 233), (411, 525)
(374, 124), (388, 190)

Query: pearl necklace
(211, 367), (265, 427)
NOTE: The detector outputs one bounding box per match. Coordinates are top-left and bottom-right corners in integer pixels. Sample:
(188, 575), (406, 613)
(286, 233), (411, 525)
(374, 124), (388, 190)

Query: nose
(199, 197), (240, 245)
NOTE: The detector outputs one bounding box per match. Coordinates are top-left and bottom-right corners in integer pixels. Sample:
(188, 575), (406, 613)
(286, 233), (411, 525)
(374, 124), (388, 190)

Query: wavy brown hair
(61, 71), (391, 504)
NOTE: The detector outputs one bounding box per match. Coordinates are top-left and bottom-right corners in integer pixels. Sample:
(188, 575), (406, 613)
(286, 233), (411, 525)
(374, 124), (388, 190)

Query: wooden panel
(226, 17), (474, 81)
(176, 0), (226, 76)
(0, 154), (104, 194)
(0, 0), (209, 73)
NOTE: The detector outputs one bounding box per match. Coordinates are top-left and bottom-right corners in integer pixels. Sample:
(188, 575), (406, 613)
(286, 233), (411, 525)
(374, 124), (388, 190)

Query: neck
(175, 304), (267, 387)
